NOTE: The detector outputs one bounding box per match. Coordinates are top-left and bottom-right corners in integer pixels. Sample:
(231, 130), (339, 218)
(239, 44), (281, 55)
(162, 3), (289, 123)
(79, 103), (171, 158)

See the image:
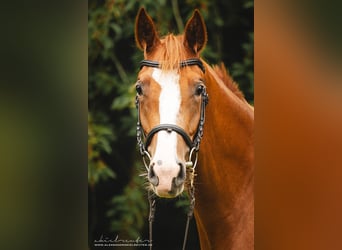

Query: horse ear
(184, 9), (207, 55)
(135, 8), (160, 53)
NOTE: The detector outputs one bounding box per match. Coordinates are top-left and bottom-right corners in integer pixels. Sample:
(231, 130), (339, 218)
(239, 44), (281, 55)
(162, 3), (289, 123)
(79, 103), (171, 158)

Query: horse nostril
(148, 163), (159, 186)
(174, 162), (186, 187)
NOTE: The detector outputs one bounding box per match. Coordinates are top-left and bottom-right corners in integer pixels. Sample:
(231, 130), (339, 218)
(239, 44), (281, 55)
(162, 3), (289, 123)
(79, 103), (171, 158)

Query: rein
(136, 58), (208, 250)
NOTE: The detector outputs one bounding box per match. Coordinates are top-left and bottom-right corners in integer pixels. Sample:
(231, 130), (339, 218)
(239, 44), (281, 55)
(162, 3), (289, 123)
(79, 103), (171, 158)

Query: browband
(140, 58), (205, 73)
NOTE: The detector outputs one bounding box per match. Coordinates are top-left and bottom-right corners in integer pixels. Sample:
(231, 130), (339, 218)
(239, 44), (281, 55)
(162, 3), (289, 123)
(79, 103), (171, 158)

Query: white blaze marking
(151, 68), (181, 171)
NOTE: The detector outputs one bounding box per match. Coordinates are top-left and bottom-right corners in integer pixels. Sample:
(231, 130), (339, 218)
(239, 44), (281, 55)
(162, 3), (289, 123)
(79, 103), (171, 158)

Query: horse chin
(151, 185), (184, 198)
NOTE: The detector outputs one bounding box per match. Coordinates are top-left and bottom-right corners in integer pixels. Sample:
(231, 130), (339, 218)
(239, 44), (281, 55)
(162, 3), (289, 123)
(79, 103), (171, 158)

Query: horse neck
(194, 64), (254, 249)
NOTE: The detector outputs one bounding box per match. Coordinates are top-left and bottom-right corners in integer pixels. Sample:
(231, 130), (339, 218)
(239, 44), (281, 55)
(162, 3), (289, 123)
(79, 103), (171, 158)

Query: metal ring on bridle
(188, 147), (199, 169)
(142, 150), (151, 171)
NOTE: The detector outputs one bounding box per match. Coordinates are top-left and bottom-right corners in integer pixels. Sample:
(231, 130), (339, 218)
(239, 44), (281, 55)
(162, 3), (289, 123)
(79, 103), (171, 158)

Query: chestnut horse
(134, 8), (254, 250)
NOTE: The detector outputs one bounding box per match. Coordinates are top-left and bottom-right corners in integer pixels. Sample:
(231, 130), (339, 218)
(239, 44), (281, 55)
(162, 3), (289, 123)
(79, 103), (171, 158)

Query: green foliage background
(88, 0), (253, 248)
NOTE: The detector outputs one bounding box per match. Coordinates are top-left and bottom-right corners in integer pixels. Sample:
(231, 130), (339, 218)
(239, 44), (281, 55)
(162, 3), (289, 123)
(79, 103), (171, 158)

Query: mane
(213, 63), (245, 100)
(157, 34), (187, 71)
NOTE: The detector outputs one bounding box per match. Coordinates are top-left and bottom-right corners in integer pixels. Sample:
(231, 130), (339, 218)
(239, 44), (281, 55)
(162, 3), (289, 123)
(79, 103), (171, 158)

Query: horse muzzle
(148, 161), (185, 198)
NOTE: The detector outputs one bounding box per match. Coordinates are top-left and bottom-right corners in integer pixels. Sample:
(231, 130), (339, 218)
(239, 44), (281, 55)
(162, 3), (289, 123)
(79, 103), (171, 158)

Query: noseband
(135, 58), (209, 250)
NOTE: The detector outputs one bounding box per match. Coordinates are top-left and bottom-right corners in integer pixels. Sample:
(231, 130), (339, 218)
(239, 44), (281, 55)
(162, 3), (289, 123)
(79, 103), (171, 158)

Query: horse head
(135, 8), (208, 198)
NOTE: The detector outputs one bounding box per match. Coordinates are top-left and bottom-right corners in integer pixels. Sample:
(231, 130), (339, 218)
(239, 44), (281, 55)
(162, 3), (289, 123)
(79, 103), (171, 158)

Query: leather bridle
(135, 58), (209, 250)
(136, 58), (208, 168)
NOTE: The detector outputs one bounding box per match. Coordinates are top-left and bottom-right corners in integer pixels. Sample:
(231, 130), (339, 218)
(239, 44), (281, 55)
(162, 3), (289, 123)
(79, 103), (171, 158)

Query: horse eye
(136, 83), (143, 95)
(195, 84), (205, 96)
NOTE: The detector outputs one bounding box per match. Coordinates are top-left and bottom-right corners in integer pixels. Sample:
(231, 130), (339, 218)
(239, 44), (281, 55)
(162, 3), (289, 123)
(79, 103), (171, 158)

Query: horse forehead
(151, 69), (196, 89)
(151, 68), (181, 90)
(151, 68), (182, 124)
